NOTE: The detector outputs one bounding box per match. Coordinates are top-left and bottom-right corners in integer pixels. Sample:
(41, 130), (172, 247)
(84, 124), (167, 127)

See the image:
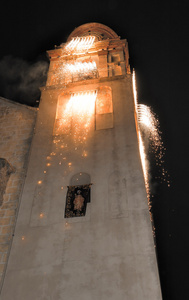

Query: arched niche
(70, 172), (91, 186)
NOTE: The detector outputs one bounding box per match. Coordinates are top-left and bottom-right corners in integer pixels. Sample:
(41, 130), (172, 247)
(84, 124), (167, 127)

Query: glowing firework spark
(132, 71), (168, 205)
(57, 91), (97, 143)
(69, 91), (97, 114)
(49, 36), (97, 86)
(132, 71), (149, 196)
(138, 132), (150, 200)
(65, 36), (96, 52)
(51, 60), (98, 86)
(137, 104), (164, 159)
(64, 61), (97, 74)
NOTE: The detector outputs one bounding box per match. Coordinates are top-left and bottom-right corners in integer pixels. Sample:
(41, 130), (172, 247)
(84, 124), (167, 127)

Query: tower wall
(1, 23), (162, 299)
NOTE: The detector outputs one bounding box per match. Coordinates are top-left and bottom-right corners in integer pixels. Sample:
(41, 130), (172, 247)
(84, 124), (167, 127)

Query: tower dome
(67, 22), (119, 41)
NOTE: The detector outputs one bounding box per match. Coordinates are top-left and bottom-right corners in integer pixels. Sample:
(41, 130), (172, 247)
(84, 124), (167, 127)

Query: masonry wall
(0, 98), (36, 288)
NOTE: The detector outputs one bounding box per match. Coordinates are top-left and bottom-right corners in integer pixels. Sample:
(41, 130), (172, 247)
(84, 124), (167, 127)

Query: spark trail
(57, 90), (97, 143)
(65, 36), (96, 52)
(132, 71), (167, 205)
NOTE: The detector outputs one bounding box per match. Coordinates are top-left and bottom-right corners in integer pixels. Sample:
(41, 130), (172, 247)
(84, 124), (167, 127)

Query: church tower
(1, 23), (162, 299)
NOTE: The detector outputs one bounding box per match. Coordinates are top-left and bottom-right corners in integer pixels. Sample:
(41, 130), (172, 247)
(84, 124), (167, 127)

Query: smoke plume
(0, 55), (49, 106)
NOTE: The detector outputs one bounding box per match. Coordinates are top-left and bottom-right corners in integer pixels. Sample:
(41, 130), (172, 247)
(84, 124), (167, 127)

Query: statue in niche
(64, 184), (91, 218)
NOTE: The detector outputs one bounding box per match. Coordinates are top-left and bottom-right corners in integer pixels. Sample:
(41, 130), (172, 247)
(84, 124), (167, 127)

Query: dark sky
(0, 0), (188, 299)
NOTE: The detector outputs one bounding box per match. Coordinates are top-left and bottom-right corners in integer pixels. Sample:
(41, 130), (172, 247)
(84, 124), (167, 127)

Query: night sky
(0, 1), (188, 299)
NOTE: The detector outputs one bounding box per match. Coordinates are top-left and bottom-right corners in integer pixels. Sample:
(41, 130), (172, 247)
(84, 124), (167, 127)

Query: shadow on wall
(0, 158), (15, 206)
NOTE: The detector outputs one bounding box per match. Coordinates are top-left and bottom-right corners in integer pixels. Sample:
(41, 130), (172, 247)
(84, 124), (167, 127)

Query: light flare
(57, 91), (97, 143)
(65, 36), (96, 52)
(132, 71), (149, 196)
(69, 91), (97, 115)
(138, 130), (149, 191)
(49, 36), (97, 86)
(132, 71), (168, 205)
(52, 60), (98, 86)
(64, 61), (97, 74)
(137, 104), (163, 154)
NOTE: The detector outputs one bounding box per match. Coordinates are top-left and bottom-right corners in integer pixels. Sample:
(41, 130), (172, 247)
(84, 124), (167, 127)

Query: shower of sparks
(50, 60), (98, 86)
(138, 129), (149, 192)
(132, 71), (168, 205)
(137, 104), (164, 161)
(65, 36), (96, 52)
(57, 90), (97, 143)
(48, 36), (97, 87)
(64, 61), (97, 75)
(132, 71), (149, 200)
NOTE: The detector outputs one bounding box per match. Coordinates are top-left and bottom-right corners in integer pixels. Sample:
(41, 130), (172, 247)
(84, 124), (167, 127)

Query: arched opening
(70, 172), (91, 186)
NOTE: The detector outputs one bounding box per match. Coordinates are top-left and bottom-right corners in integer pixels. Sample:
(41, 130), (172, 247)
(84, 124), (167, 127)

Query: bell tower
(1, 23), (162, 299)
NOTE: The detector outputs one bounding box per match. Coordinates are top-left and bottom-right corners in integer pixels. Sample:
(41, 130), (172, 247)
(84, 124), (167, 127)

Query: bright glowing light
(51, 59), (98, 87)
(49, 36), (97, 87)
(132, 71), (138, 110)
(56, 90), (97, 143)
(137, 104), (164, 158)
(132, 70), (167, 205)
(132, 71), (149, 193)
(82, 150), (87, 157)
(56, 60), (98, 85)
(65, 36), (96, 52)
(69, 91), (97, 114)
(138, 130), (148, 186)
(64, 61), (97, 74)
(133, 71), (151, 203)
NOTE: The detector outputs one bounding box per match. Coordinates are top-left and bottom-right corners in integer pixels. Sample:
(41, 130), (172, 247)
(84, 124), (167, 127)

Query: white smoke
(0, 55), (49, 106)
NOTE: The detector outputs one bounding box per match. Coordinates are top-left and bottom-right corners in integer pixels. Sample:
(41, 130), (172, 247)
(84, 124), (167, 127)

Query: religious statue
(73, 190), (85, 211)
